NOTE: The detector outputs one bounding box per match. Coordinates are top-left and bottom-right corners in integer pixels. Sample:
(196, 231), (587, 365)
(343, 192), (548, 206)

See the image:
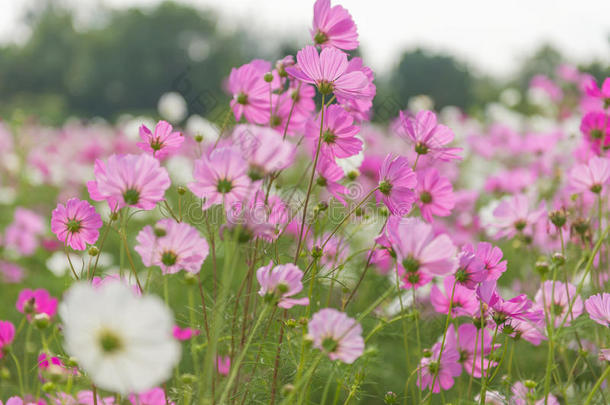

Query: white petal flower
(60, 282), (180, 394)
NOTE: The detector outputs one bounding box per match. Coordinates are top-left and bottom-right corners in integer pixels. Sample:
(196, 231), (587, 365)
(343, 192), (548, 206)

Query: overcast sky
(1, 0), (609, 77)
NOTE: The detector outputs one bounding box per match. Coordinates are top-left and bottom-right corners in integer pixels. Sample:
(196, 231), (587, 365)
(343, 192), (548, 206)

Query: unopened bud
(311, 246), (323, 259)
(384, 391), (397, 404)
(281, 384), (295, 397)
(549, 210), (567, 228)
(42, 382), (56, 393)
(264, 72), (274, 83)
(535, 258), (550, 277)
(552, 252), (565, 266)
(524, 379), (537, 389)
(88, 246), (99, 256)
(34, 313), (50, 329)
(181, 373), (197, 384)
(184, 272), (198, 286)
(194, 134), (204, 143)
(422, 348), (432, 358)
(177, 186), (187, 195)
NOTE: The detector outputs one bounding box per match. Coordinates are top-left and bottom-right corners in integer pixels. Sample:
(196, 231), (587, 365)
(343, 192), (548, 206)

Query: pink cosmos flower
(399, 110), (461, 161)
(228, 60), (271, 124)
(535, 281), (583, 327)
(453, 245), (486, 289)
(316, 156), (348, 205)
(256, 261), (309, 309)
(581, 111), (610, 150)
(311, 0), (358, 50)
(584, 292), (610, 327)
(135, 218), (209, 274)
(336, 57), (375, 121)
(569, 156), (610, 194)
(232, 125), (296, 177)
(217, 355), (231, 376)
(585, 77), (610, 106)
(1, 398), (45, 405)
(51, 198), (102, 251)
(286, 46), (370, 100)
(376, 154), (417, 216)
(222, 191), (280, 242)
(92, 275), (142, 296)
(128, 387), (174, 405)
(137, 120), (184, 159)
(477, 281), (541, 325)
(0, 320), (15, 358)
(16, 288), (58, 319)
(492, 194), (546, 239)
(416, 334), (462, 393)
(173, 326), (201, 341)
(0, 261), (24, 283)
(430, 276), (479, 317)
(87, 154), (171, 211)
(386, 216), (457, 277)
(3, 208), (45, 256)
(473, 242), (507, 281)
(454, 324), (497, 378)
(399, 267), (433, 290)
(308, 308), (364, 364)
(189, 146), (253, 211)
(416, 168), (455, 222)
(530, 74), (563, 102)
(77, 390), (115, 405)
(511, 382), (559, 405)
(306, 104), (362, 159)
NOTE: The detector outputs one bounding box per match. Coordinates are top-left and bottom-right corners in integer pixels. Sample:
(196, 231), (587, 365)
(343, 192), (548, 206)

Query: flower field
(0, 1), (609, 404)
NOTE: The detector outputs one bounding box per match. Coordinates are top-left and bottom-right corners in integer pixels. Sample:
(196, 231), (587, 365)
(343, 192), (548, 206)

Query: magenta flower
(308, 308), (364, 364)
(336, 57), (375, 121)
(286, 46), (370, 100)
(51, 198), (102, 251)
(306, 104), (362, 159)
(217, 355), (231, 376)
(416, 167), (455, 222)
(189, 147), (253, 211)
(0, 320), (15, 358)
(584, 292), (609, 327)
(430, 276), (479, 317)
(228, 60), (271, 124)
(581, 111), (610, 149)
(173, 326), (201, 341)
(386, 216), (457, 277)
(311, 0), (358, 50)
(569, 156), (610, 194)
(535, 281), (583, 327)
(453, 245), (486, 289)
(455, 324), (496, 378)
(416, 334), (462, 393)
(477, 281), (541, 325)
(135, 218), (209, 275)
(473, 242), (507, 281)
(585, 77), (610, 106)
(256, 261), (309, 309)
(233, 125), (296, 176)
(16, 288), (58, 320)
(128, 387), (174, 405)
(316, 156), (348, 205)
(492, 194), (546, 239)
(137, 120), (184, 159)
(376, 154), (417, 216)
(399, 110), (461, 161)
(87, 154), (171, 211)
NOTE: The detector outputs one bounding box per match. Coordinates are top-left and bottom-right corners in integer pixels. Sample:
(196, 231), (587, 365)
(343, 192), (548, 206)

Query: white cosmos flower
(60, 282), (180, 394)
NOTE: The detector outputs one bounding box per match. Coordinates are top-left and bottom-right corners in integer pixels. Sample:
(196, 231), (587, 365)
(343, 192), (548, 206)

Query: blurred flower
(217, 355), (231, 376)
(535, 281), (583, 327)
(16, 289), (58, 320)
(416, 333), (461, 393)
(569, 156), (610, 194)
(128, 387), (174, 405)
(158, 92), (187, 123)
(308, 308), (364, 364)
(173, 326), (200, 341)
(3, 208), (45, 256)
(429, 276), (478, 317)
(0, 320), (15, 357)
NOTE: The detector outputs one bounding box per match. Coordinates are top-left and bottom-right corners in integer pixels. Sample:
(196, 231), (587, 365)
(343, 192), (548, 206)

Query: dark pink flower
(87, 154), (171, 211)
(0, 320), (15, 358)
(228, 60), (271, 124)
(311, 0), (358, 50)
(399, 110), (461, 161)
(217, 355), (231, 376)
(581, 111), (610, 150)
(51, 198), (102, 251)
(473, 242), (506, 281)
(306, 104), (362, 159)
(16, 288), (58, 320)
(455, 323), (496, 378)
(128, 387), (174, 405)
(173, 326), (200, 341)
(585, 77), (610, 106)
(477, 281), (541, 325)
(137, 120), (184, 159)
(376, 155), (417, 216)
(308, 308), (364, 364)
(430, 276), (479, 317)
(416, 168), (455, 222)
(286, 46), (370, 100)
(256, 261), (309, 309)
(454, 245), (486, 289)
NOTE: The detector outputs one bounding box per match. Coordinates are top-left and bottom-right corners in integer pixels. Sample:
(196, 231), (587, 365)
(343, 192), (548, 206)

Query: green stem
(583, 366), (610, 405)
(10, 350), (24, 397)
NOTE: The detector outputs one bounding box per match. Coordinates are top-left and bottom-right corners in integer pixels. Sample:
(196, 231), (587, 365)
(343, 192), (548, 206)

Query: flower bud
(422, 348), (432, 358)
(88, 246), (99, 256)
(524, 379), (537, 389)
(181, 373), (197, 384)
(263, 72), (274, 83)
(184, 272), (198, 286)
(384, 391), (397, 404)
(311, 246), (323, 259)
(42, 382), (56, 393)
(194, 134), (204, 143)
(535, 258), (550, 278)
(281, 384), (295, 397)
(34, 313), (50, 330)
(549, 209), (567, 228)
(552, 252), (565, 266)
(177, 186), (187, 195)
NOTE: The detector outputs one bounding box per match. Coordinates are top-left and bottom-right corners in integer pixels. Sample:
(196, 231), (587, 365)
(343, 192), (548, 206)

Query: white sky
(1, 0), (609, 77)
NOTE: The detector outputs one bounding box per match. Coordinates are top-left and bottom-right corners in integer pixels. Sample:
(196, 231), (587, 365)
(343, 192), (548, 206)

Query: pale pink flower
(51, 198), (102, 251)
(286, 46), (370, 100)
(492, 194), (546, 239)
(217, 355), (231, 376)
(233, 125), (296, 177)
(399, 110), (461, 161)
(584, 292), (610, 327)
(386, 216), (457, 277)
(77, 390), (115, 405)
(311, 0), (358, 50)
(173, 326), (200, 341)
(228, 60), (271, 124)
(306, 104), (362, 159)
(416, 168), (455, 222)
(0, 261), (24, 283)
(473, 242), (507, 281)
(189, 147), (253, 211)
(135, 219), (209, 275)
(3, 208), (45, 255)
(569, 156), (610, 194)
(137, 120), (184, 159)
(535, 281), (583, 327)
(256, 261), (309, 309)
(511, 382), (559, 405)
(455, 324), (496, 378)
(376, 154), (417, 216)
(308, 308), (364, 364)
(430, 276), (479, 317)
(87, 154), (171, 211)
(16, 288), (58, 320)
(316, 156), (348, 205)
(128, 387), (174, 405)
(336, 57), (375, 121)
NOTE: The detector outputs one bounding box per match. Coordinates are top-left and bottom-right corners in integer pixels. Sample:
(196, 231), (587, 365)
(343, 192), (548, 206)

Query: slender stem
(64, 244), (79, 280)
(120, 229), (143, 292)
(270, 309), (287, 405)
(91, 214), (115, 277)
(294, 94), (326, 263)
(92, 384), (98, 405)
(10, 350), (24, 397)
(282, 83), (300, 140)
(583, 366), (610, 405)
